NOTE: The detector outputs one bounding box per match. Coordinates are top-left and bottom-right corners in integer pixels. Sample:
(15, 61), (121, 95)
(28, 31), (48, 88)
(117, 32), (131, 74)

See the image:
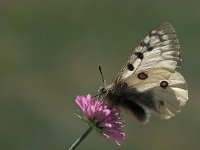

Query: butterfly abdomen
(106, 82), (156, 122)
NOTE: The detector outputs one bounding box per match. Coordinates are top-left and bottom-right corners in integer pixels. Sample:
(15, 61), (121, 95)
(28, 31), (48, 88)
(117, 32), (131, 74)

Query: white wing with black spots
(101, 22), (188, 122)
(113, 22), (181, 83)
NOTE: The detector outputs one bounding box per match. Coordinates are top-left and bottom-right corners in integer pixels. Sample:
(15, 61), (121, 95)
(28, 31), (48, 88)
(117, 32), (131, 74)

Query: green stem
(68, 126), (93, 150)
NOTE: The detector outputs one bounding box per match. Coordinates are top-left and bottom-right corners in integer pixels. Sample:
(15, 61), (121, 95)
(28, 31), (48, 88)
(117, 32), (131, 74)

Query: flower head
(75, 94), (125, 145)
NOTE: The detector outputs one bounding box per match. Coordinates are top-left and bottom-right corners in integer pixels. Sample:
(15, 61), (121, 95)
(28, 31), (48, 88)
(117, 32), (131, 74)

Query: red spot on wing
(137, 72), (148, 80)
(160, 81), (168, 89)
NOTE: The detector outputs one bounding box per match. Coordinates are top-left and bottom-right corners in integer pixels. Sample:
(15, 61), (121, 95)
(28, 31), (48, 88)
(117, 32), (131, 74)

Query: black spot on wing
(139, 39), (153, 51)
(134, 52), (144, 59)
(145, 42), (153, 51)
(127, 63), (134, 71)
(147, 46), (153, 51)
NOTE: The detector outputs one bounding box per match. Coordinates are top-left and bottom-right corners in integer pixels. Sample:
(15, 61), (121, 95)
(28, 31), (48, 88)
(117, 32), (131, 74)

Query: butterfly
(98, 22), (188, 123)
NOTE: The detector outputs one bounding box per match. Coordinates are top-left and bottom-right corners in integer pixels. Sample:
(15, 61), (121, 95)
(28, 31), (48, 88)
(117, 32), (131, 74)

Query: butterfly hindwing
(123, 68), (188, 119)
(152, 71), (188, 119)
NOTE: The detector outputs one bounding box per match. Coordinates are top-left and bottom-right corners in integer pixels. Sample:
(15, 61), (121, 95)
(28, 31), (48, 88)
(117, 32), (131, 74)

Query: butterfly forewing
(113, 22), (181, 83)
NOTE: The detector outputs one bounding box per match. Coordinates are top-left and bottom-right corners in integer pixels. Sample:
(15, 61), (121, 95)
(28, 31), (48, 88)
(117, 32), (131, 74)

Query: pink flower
(75, 94), (125, 145)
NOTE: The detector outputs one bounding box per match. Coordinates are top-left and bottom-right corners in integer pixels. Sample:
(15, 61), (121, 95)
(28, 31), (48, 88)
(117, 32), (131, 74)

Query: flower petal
(75, 94), (125, 145)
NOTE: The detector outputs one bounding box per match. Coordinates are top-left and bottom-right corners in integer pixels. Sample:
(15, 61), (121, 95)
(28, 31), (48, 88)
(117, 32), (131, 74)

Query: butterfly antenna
(99, 66), (106, 87)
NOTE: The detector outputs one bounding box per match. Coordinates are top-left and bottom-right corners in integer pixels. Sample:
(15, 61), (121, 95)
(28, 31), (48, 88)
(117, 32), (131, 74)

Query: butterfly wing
(125, 69), (188, 119)
(113, 22), (180, 83)
(151, 71), (188, 118)
(112, 22), (188, 119)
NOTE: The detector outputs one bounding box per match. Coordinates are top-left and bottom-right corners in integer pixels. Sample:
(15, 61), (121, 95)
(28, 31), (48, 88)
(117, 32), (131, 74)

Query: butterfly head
(98, 86), (108, 95)
(98, 83), (114, 97)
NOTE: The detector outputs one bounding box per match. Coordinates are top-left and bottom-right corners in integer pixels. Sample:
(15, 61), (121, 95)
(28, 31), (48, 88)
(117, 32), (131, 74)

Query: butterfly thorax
(106, 82), (129, 105)
(99, 81), (135, 105)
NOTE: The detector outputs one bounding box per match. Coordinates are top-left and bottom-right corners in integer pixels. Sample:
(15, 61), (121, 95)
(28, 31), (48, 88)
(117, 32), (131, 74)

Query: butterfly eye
(98, 87), (107, 94)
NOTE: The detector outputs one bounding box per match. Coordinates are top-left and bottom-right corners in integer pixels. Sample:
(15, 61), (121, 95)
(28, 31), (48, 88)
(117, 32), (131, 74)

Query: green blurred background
(0, 0), (199, 150)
